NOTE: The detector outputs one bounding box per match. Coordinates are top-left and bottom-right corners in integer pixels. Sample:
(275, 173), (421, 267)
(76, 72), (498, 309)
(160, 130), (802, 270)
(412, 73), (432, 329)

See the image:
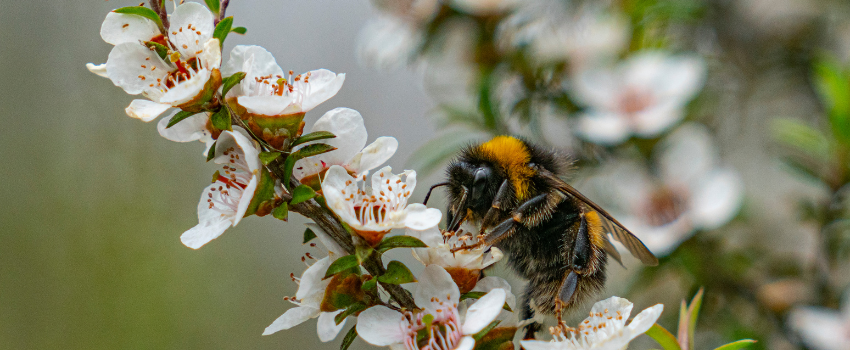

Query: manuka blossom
(520, 297), (663, 350)
(220, 45), (345, 117)
(584, 123), (744, 256)
(263, 253), (348, 342)
(321, 165), (442, 246)
(292, 107), (398, 186)
(155, 111), (216, 155)
(572, 51), (706, 145)
(356, 265), (508, 350)
(406, 226), (503, 293)
(181, 130), (261, 249)
(788, 291), (850, 350)
(90, 2), (223, 122)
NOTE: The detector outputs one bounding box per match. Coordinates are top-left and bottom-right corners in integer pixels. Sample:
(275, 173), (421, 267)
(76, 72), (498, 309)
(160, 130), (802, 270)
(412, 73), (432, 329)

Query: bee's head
(446, 159), (503, 218)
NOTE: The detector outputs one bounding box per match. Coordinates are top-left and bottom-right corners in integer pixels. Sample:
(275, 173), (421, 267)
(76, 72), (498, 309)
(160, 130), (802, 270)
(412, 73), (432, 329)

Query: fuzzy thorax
(477, 136), (536, 200)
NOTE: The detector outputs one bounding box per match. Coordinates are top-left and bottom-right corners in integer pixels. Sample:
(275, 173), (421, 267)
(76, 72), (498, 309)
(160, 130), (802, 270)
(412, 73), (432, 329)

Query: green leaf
(213, 16), (233, 48)
(303, 228), (317, 244)
(361, 277), (377, 291)
(113, 6), (162, 28)
(340, 325), (358, 350)
(377, 261), (416, 285)
(472, 320), (501, 341)
(290, 185), (317, 205)
(166, 110), (200, 129)
(712, 340), (757, 350)
(244, 167), (276, 217)
(292, 143), (337, 158)
(292, 131), (337, 147)
(259, 151), (281, 166)
(204, 0), (220, 14)
(355, 245), (373, 264)
(677, 300), (689, 350)
(460, 292), (513, 312)
(282, 156), (297, 189)
(206, 141), (217, 162)
(221, 72), (246, 97)
(324, 255), (359, 279)
(335, 302), (367, 325)
(645, 323), (682, 350)
(813, 57), (850, 143)
(210, 107), (231, 131)
(375, 236), (428, 254)
(272, 202), (288, 221)
(231, 26), (247, 35)
(144, 41), (169, 60)
(687, 288), (704, 350)
(771, 118), (831, 161)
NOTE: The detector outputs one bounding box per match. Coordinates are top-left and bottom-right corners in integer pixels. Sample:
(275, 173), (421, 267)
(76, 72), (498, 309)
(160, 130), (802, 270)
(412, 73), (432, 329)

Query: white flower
(180, 130), (261, 249)
(220, 45), (345, 116)
(95, 2), (223, 122)
(321, 165), (442, 245)
(572, 51), (706, 145)
(292, 107), (398, 183)
(521, 297), (663, 350)
(155, 111), (217, 156)
(788, 292), (850, 350)
(357, 265), (508, 350)
(406, 226), (503, 293)
(584, 123), (744, 256)
(263, 254), (348, 342)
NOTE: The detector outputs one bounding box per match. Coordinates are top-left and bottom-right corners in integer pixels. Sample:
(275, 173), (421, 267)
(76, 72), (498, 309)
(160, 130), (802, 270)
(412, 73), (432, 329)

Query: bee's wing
(542, 171), (659, 266)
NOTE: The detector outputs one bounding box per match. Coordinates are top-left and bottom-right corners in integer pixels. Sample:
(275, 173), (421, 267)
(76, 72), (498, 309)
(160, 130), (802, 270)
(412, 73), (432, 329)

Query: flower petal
(181, 183), (234, 249)
(625, 303), (664, 336)
(347, 136), (398, 175)
(305, 223), (348, 256)
(321, 166), (362, 227)
(403, 204), (443, 230)
(462, 288), (506, 335)
(216, 130), (261, 172)
(576, 111), (630, 145)
(295, 256), (333, 304)
(317, 310), (347, 342)
(297, 69), (346, 112)
(405, 226), (444, 247)
(238, 95), (296, 116)
(106, 42), (170, 96)
(472, 276), (515, 310)
(356, 306), (407, 346)
(221, 45), (283, 97)
(788, 306), (849, 350)
(233, 175), (258, 226)
(159, 67), (212, 105)
(630, 100), (685, 138)
(168, 2), (214, 59)
(518, 340), (560, 350)
(157, 112), (210, 142)
(100, 12), (160, 45)
(86, 63), (108, 78)
(689, 168), (744, 230)
(262, 306), (321, 335)
(415, 265), (461, 314)
(125, 99), (171, 122)
(294, 108), (368, 179)
(455, 336), (476, 350)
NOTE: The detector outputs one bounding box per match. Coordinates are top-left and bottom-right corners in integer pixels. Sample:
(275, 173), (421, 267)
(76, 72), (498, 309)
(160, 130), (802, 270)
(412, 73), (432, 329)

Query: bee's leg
(483, 193), (549, 246)
(479, 179), (511, 233)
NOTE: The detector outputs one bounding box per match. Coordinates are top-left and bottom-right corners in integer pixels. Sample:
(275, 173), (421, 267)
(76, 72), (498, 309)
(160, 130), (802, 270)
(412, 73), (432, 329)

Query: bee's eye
(470, 167), (490, 203)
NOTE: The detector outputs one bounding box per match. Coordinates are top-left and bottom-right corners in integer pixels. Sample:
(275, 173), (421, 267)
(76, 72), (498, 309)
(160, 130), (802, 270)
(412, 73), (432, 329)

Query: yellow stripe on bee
(478, 136), (536, 199)
(584, 211), (606, 248)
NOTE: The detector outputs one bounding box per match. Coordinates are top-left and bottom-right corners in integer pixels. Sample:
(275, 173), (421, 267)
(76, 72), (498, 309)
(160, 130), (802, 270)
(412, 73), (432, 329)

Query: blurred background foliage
(3, 0), (850, 349)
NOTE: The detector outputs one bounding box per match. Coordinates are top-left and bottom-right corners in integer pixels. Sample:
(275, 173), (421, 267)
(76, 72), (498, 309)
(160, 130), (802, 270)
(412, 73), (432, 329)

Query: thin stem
(219, 0), (230, 21)
(149, 0), (169, 30)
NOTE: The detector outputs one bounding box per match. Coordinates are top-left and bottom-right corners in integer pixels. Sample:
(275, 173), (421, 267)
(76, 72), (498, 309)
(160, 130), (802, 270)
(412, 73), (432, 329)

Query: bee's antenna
(423, 182), (450, 205)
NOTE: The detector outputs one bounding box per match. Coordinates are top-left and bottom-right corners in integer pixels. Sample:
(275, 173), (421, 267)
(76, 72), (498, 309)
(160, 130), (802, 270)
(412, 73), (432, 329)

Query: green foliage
(290, 185), (317, 205)
(712, 340), (757, 350)
(221, 72), (246, 97)
(460, 292), (513, 312)
(292, 131), (337, 147)
(340, 325), (358, 350)
(324, 255), (359, 279)
(166, 110), (199, 129)
(360, 277), (377, 291)
(772, 118), (831, 162)
(303, 228), (317, 244)
(210, 108), (231, 131)
(375, 235), (427, 254)
(213, 17), (233, 48)
(272, 202), (288, 221)
(243, 168), (275, 217)
(113, 6), (163, 29)
(813, 57), (850, 144)
(335, 302), (366, 325)
(206, 141), (216, 162)
(646, 323), (682, 350)
(204, 0), (220, 15)
(377, 261), (416, 284)
(258, 151), (281, 166)
(471, 320), (500, 341)
(144, 41), (169, 60)
(231, 26), (247, 35)
(355, 245), (373, 264)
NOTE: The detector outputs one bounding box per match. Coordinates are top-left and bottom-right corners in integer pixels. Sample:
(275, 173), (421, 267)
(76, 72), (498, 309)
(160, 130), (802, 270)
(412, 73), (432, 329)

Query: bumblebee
(425, 136), (658, 338)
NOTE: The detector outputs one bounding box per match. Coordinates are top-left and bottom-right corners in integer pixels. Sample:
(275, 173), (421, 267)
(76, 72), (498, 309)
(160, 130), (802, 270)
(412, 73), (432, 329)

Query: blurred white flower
(357, 0), (439, 70)
(572, 51), (706, 145)
(357, 265), (508, 350)
(586, 123), (744, 256)
(520, 296), (663, 350)
(788, 292), (850, 350)
(450, 0), (519, 16)
(91, 2), (223, 122)
(322, 165), (442, 245)
(180, 130), (260, 249)
(263, 253), (347, 342)
(292, 107), (398, 184)
(499, 1), (628, 67)
(220, 45), (345, 117)
(406, 226), (503, 293)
